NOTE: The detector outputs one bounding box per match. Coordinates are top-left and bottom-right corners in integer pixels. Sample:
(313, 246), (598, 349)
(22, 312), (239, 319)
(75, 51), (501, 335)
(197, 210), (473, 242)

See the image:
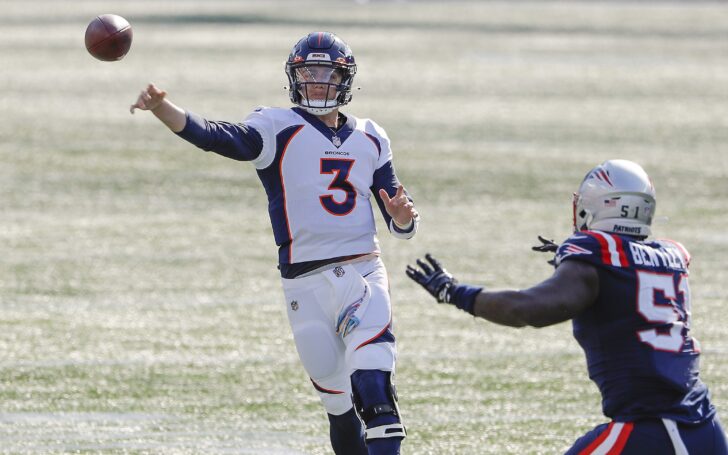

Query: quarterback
(408, 160), (727, 454)
(131, 32), (417, 455)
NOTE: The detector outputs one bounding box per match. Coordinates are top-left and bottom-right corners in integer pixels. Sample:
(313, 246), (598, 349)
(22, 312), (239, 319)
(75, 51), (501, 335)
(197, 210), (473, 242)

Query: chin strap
(304, 105), (337, 115)
(299, 93), (342, 115)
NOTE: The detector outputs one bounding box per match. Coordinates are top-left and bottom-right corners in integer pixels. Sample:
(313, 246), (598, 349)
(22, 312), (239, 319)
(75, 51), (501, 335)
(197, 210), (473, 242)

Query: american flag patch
(604, 198), (617, 207)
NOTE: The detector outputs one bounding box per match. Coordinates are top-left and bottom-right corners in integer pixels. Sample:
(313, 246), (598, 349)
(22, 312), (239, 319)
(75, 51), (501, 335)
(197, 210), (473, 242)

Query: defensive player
(131, 32), (417, 455)
(407, 160), (727, 454)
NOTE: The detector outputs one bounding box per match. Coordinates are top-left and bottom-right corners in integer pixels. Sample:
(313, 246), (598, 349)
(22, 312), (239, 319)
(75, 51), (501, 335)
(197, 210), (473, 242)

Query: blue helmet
(285, 32), (357, 115)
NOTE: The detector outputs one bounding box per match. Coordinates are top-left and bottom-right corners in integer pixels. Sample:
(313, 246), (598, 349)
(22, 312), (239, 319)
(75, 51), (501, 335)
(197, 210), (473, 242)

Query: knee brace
(350, 369), (406, 441)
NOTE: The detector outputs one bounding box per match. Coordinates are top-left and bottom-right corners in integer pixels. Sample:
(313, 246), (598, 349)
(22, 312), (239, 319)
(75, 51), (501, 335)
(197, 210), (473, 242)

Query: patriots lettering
(613, 225), (643, 235)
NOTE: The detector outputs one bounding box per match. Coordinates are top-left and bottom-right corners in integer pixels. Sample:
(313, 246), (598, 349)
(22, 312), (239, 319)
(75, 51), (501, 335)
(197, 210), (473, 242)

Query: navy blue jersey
(555, 230), (715, 424)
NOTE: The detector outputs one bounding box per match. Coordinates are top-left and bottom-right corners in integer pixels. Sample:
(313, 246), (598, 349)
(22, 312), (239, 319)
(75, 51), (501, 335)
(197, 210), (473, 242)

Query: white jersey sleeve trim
(389, 215), (418, 240)
(360, 118), (393, 169)
(243, 107), (277, 169)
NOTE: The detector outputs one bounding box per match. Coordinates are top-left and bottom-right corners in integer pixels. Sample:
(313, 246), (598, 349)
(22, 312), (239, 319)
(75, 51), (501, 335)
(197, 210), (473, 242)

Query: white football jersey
(243, 107), (410, 265)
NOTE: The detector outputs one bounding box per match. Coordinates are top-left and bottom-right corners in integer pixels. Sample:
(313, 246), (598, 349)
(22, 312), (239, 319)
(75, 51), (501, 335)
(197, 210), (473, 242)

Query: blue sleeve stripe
(255, 124), (305, 265)
(175, 111), (263, 161)
(370, 161), (399, 227)
(363, 132), (381, 157)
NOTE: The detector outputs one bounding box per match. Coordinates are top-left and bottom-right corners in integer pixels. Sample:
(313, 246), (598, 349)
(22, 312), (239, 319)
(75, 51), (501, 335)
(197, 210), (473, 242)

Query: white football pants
(281, 256), (397, 415)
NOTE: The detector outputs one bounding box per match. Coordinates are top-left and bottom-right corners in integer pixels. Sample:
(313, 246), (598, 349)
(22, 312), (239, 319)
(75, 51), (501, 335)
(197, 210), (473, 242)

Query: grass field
(2, 1), (727, 453)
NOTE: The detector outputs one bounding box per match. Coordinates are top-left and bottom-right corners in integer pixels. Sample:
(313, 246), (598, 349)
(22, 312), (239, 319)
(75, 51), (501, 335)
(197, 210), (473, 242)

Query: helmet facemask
(289, 64), (352, 115)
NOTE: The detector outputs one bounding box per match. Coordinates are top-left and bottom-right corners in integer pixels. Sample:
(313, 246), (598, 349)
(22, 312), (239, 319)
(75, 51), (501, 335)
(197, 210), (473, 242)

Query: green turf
(2, 1), (727, 453)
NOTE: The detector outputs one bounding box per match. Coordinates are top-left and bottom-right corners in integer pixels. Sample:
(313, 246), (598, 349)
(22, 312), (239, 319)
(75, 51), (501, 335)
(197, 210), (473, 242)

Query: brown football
(85, 14), (133, 61)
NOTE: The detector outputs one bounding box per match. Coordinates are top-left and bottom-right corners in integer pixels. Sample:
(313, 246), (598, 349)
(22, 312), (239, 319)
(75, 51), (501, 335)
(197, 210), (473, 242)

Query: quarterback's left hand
(406, 253), (457, 304)
(379, 185), (418, 228)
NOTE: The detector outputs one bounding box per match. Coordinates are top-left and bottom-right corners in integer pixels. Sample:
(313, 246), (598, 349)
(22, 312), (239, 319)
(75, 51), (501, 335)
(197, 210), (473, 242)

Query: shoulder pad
(556, 230), (629, 268)
(655, 238), (691, 268)
(360, 118), (388, 140)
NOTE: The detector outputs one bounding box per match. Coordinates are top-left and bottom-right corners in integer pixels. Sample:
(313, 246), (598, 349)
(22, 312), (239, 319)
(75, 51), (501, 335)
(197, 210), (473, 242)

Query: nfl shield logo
(290, 300), (299, 311)
(332, 136), (342, 147)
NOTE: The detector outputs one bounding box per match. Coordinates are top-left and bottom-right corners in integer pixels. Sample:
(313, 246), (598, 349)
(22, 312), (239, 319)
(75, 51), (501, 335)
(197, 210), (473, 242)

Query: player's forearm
(472, 290), (532, 328)
(472, 267), (596, 328)
(151, 99), (186, 132)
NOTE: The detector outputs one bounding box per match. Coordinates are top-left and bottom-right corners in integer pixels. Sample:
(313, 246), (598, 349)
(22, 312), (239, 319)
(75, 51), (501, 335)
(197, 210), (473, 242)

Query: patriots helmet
(573, 159), (656, 237)
(285, 31), (357, 115)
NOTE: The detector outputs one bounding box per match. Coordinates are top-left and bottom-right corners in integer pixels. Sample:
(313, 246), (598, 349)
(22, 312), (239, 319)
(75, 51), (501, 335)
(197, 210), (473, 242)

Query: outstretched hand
(407, 254), (483, 314)
(406, 254), (457, 304)
(130, 83), (167, 114)
(379, 185), (418, 228)
(532, 235), (559, 253)
(532, 235), (559, 266)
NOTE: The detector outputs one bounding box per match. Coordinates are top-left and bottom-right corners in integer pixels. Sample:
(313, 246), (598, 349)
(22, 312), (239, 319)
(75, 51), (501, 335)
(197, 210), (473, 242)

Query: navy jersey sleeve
(370, 161), (415, 234)
(556, 231), (626, 267)
(175, 111), (263, 161)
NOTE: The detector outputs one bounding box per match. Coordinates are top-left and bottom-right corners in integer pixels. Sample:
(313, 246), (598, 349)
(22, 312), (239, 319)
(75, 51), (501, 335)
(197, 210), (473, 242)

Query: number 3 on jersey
(320, 158), (356, 216)
(636, 270), (692, 352)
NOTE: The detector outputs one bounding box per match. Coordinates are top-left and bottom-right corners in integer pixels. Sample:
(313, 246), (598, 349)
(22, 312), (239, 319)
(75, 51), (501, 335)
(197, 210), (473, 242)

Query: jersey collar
(292, 107), (355, 148)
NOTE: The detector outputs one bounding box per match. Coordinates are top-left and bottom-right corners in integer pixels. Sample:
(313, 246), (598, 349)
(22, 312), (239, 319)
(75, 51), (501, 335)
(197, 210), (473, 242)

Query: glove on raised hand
(406, 254), (482, 314)
(532, 235), (559, 266)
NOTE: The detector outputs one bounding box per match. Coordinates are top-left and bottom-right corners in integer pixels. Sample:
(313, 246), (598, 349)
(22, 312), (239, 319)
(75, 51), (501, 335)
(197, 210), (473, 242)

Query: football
(85, 14), (133, 61)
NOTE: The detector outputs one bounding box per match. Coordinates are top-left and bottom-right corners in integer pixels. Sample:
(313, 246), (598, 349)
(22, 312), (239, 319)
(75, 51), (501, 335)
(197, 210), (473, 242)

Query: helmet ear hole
(579, 209), (593, 232)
